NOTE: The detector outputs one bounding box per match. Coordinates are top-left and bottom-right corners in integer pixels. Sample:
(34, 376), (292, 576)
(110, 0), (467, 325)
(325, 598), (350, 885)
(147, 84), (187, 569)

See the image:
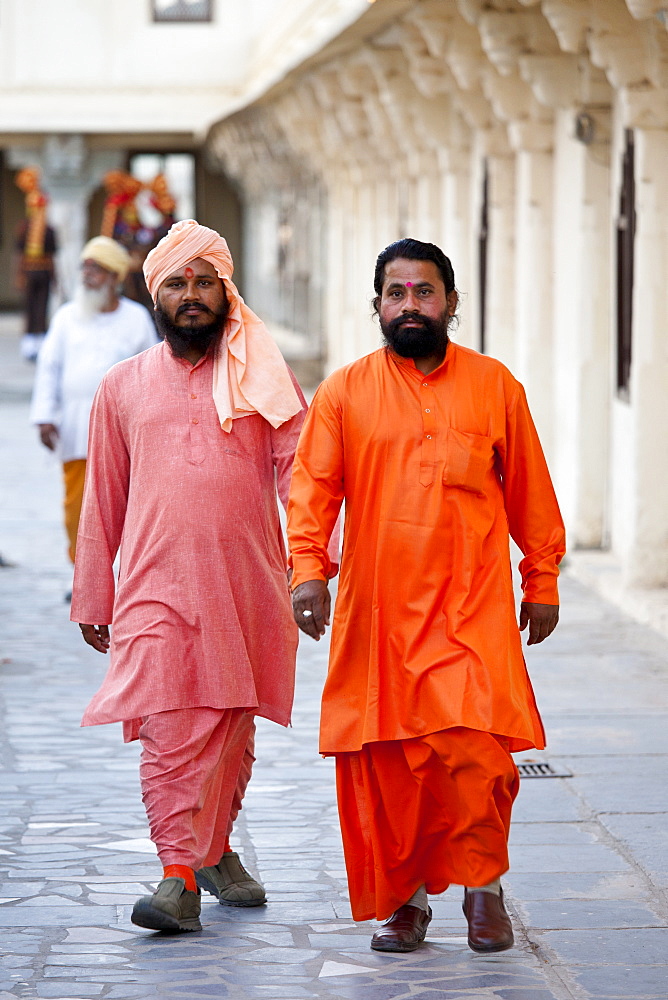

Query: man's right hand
(79, 624), (110, 654)
(291, 580), (331, 641)
(38, 423), (59, 451)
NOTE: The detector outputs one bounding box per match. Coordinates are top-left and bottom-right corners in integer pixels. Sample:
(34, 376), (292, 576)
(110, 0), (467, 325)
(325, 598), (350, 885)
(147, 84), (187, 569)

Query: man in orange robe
(287, 239), (565, 954)
(72, 221), (311, 934)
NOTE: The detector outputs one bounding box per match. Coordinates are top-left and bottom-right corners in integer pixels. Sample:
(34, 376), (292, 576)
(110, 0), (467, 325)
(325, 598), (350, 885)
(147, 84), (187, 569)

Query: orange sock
(163, 864), (197, 892)
(223, 836), (232, 854)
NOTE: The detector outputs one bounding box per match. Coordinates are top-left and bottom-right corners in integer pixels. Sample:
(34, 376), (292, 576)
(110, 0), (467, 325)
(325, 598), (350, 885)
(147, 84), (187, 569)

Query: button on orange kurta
(287, 343), (566, 755)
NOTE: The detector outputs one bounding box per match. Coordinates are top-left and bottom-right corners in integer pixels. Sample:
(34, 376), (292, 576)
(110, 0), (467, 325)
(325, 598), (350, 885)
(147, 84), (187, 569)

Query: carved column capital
(407, 92), (457, 151)
(273, 87), (328, 172)
(480, 123), (513, 157)
(624, 0), (664, 18)
(508, 118), (554, 152)
(409, 0), (458, 59)
(519, 52), (583, 108)
(445, 17), (488, 91)
(478, 9), (559, 77)
(588, 0), (649, 88)
(620, 85), (668, 127)
(453, 88), (497, 130)
(542, 0), (592, 55)
(482, 67), (533, 121)
(455, 0), (484, 27)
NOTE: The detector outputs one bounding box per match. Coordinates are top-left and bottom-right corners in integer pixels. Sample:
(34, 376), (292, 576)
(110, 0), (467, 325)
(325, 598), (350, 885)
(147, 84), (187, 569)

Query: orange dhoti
(335, 727), (519, 922)
(62, 458), (86, 563)
(129, 707), (256, 870)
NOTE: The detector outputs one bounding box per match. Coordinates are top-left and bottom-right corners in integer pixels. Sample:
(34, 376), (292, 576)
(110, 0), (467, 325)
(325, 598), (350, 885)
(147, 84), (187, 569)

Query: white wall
(0, 0), (368, 137)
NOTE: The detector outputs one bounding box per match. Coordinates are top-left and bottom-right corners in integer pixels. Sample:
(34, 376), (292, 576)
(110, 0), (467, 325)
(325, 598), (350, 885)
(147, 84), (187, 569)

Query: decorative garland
(15, 167), (48, 260)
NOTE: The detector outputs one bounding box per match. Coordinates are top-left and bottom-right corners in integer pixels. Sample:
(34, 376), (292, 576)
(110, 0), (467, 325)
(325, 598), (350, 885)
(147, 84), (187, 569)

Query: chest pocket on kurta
(442, 428), (493, 494)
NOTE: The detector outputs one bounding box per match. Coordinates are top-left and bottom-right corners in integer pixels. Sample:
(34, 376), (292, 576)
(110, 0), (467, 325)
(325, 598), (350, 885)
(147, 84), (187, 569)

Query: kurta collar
(165, 341), (215, 373)
(387, 340), (455, 380)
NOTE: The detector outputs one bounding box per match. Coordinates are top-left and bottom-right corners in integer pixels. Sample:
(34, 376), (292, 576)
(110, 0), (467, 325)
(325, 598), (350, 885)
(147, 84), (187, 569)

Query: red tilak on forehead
(405, 281), (414, 287)
(184, 266), (194, 278)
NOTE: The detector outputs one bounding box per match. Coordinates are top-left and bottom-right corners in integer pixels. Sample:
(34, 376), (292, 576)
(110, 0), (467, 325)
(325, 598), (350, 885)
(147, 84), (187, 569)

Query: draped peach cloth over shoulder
(143, 219), (302, 433)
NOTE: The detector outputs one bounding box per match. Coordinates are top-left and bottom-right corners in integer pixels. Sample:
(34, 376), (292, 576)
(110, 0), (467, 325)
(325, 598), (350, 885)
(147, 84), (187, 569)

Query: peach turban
(143, 219), (302, 433)
(80, 236), (131, 282)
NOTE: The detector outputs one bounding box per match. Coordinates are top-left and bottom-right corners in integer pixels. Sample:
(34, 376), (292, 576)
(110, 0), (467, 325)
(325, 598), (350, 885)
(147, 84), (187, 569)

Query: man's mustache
(387, 313), (429, 334)
(176, 303), (213, 317)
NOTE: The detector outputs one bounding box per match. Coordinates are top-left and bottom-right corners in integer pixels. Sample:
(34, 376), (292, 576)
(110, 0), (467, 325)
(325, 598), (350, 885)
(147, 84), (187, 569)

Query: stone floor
(1, 320), (667, 1000)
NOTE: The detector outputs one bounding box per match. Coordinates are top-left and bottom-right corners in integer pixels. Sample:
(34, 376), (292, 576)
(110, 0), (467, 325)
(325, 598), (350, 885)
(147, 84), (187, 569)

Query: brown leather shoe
(370, 904), (432, 952)
(463, 888), (514, 953)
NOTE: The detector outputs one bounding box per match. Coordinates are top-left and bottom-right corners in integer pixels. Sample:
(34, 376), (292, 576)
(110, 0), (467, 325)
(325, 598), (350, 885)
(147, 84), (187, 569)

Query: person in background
(30, 236), (157, 586)
(14, 166), (58, 362)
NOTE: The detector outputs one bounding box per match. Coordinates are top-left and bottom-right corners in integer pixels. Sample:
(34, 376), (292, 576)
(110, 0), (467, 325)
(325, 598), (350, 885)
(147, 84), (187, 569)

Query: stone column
(509, 123), (556, 461)
(618, 126), (668, 586)
(484, 151), (517, 370)
(550, 107), (612, 548)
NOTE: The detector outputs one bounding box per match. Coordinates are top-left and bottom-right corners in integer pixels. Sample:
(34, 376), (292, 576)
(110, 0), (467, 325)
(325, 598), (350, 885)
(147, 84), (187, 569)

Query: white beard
(73, 283), (113, 321)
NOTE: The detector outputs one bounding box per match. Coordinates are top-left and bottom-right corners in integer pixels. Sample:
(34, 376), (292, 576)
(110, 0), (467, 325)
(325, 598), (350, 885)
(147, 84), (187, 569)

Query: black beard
(380, 310), (449, 359)
(155, 303), (228, 358)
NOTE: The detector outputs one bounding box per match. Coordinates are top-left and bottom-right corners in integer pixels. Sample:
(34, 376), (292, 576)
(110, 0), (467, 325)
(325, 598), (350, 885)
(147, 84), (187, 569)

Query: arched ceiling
(206, 0), (668, 188)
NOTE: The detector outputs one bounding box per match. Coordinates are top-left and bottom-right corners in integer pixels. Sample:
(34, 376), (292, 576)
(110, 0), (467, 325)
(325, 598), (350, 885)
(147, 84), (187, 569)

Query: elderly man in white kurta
(30, 236), (157, 570)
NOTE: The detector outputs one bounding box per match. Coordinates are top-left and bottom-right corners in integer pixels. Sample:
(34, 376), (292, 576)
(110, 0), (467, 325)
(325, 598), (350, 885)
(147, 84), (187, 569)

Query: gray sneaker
(131, 877), (202, 932)
(196, 851), (266, 907)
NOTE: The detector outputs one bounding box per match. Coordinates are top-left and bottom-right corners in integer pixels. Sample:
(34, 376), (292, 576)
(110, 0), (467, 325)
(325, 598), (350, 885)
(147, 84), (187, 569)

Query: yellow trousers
(62, 459), (86, 563)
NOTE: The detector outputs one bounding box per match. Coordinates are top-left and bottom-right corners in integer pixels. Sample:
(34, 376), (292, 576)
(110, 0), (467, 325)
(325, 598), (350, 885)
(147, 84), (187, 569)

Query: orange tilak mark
(184, 266), (194, 278)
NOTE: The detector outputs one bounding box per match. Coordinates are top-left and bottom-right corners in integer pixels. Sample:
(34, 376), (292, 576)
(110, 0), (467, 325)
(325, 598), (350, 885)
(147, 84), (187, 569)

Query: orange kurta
(287, 343), (566, 755)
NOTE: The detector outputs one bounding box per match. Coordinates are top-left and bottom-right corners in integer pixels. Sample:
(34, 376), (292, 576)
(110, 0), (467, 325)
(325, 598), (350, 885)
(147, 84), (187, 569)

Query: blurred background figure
(100, 169), (177, 313)
(14, 167), (58, 362)
(99, 170), (142, 243)
(29, 236), (157, 595)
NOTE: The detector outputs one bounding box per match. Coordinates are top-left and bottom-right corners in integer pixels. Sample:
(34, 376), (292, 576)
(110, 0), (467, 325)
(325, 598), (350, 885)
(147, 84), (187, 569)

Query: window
(616, 129), (635, 399)
(152, 0), (213, 22)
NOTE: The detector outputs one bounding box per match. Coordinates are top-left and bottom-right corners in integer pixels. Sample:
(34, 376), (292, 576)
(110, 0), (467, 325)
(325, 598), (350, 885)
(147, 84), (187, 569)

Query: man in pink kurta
(71, 220), (308, 933)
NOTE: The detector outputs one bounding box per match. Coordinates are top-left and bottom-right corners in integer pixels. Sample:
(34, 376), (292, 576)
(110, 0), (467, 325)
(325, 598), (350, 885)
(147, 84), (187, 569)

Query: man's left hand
(292, 579), (331, 640)
(519, 602), (559, 645)
(79, 623), (111, 653)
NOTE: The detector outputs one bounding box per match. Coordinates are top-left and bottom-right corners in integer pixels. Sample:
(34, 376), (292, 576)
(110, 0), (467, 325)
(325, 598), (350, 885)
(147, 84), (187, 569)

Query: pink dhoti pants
(133, 707), (255, 869)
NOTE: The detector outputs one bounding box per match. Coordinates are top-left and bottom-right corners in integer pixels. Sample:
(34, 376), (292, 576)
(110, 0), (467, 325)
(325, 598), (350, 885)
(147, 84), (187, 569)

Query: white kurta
(30, 297), (158, 462)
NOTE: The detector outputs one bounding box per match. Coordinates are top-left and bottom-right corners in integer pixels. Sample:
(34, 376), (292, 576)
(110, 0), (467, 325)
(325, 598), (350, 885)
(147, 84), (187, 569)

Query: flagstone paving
(1, 323), (667, 1000)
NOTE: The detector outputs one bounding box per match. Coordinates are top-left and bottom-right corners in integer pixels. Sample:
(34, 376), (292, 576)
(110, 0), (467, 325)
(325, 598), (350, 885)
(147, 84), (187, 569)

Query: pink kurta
(71, 341), (306, 731)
